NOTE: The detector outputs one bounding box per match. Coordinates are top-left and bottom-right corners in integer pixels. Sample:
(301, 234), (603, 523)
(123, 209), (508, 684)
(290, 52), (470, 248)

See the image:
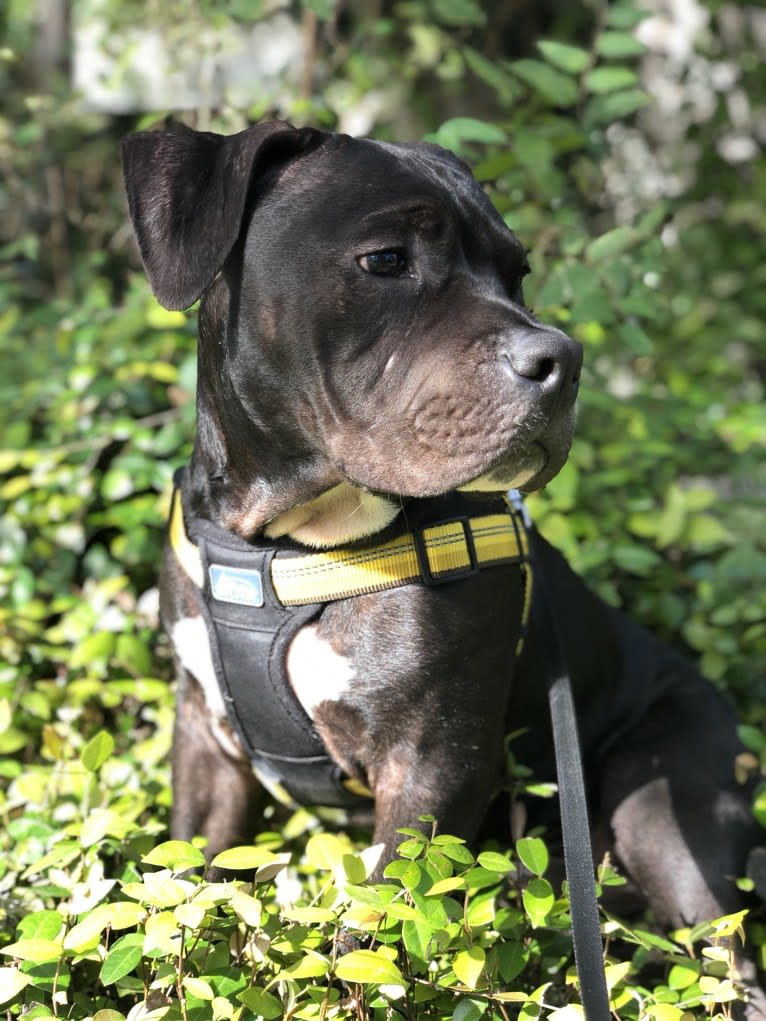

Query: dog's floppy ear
(120, 122), (322, 310)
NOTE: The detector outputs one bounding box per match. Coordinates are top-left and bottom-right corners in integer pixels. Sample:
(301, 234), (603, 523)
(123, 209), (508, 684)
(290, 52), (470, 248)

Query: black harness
(172, 476), (530, 809)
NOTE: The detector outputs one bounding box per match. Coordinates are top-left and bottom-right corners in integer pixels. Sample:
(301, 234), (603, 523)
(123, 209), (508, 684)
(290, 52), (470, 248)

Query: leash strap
(508, 490), (609, 1017)
(535, 567), (611, 1021)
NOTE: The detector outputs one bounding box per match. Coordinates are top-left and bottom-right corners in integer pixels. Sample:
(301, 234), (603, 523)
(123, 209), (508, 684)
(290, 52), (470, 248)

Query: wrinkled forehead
(264, 134), (514, 244)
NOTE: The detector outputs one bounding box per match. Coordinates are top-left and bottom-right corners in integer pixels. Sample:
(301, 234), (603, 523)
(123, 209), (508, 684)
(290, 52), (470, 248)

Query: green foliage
(0, 733), (753, 1020)
(1, 0), (765, 1017)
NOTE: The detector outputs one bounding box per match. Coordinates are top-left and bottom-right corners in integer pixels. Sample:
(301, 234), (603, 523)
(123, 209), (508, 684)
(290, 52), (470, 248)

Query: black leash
(506, 491), (610, 1020)
(535, 568), (611, 1021)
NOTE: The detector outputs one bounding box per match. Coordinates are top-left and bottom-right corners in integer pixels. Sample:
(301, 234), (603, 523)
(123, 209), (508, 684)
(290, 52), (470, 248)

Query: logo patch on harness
(209, 564), (264, 607)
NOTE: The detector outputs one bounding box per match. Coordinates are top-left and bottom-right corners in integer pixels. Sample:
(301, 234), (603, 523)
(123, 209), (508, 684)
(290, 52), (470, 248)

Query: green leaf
(402, 917), (434, 962)
(0, 939), (63, 963)
(508, 59), (579, 106)
(99, 934), (143, 985)
(425, 876), (465, 896)
(64, 901), (145, 951)
(522, 877), (555, 926)
(17, 910), (63, 942)
(595, 31), (647, 58)
(586, 226), (635, 262)
(644, 1006), (684, 1021)
(306, 832), (347, 870)
(384, 859), (422, 890)
(434, 837), (474, 865)
(476, 851), (514, 874)
(453, 946), (486, 989)
(465, 891), (496, 928)
(334, 949), (406, 988)
(667, 961), (701, 990)
(80, 808), (121, 849)
(453, 997), (488, 1021)
(738, 725), (766, 754)
(142, 840), (207, 872)
(432, 0), (486, 28)
(611, 545), (662, 575)
(617, 322), (654, 355)
(585, 89), (651, 125)
(516, 837), (549, 876)
(237, 987), (283, 1018)
(80, 730), (114, 772)
(183, 976), (215, 1000)
(279, 950), (331, 979)
(21, 840), (80, 879)
(0, 967), (31, 1005)
(464, 48), (520, 100)
(340, 852), (368, 884)
(607, 3), (651, 29)
(429, 117), (507, 151)
(209, 845), (282, 871)
(228, 888), (262, 928)
(497, 941), (528, 983)
(303, 0), (336, 19)
(122, 873), (192, 909)
(537, 40), (590, 74)
(174, 902), (207, 930)
(584, 66), (639, 95)
(115, 634), (152, 675)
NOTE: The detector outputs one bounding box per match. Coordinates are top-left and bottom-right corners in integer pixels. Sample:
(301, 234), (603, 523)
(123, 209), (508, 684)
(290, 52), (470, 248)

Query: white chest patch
(287, 624), (355, 718)
(171, 615), (246, 761)
(171, 615), (224, 714)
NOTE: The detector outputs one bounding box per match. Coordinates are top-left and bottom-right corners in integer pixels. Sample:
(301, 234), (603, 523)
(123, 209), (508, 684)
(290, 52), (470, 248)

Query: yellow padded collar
(169, 487), (529, 606)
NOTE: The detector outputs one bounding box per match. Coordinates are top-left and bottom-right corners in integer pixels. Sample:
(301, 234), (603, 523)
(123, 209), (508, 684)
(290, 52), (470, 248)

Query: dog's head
(122, 123), (581, 539)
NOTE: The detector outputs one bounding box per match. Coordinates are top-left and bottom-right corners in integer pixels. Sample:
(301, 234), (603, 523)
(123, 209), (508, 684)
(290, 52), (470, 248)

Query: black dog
(121, 122), (763, 1012)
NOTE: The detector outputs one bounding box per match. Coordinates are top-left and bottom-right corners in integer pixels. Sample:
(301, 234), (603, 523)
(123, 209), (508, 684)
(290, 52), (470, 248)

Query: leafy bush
(1, 0), (764, 1017)
(0, 726), (753, 1020)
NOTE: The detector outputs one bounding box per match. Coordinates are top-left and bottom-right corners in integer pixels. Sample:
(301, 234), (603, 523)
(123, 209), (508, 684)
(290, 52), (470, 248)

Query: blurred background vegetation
(0, 0), (765, 1016)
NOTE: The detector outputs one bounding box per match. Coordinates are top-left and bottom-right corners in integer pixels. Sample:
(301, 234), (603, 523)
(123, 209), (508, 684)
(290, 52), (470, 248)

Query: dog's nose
(505, 329), (582, 396)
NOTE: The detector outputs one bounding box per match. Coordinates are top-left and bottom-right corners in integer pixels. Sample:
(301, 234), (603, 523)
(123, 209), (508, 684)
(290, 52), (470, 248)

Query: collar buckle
(413, 516), (480, 586)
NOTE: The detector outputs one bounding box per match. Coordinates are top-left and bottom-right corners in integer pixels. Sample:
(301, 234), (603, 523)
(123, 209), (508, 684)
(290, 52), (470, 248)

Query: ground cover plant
(1, 0), (764, 1017)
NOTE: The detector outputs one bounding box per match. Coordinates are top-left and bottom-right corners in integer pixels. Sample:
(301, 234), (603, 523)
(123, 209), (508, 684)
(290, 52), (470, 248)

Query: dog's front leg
(171, 671), (264, 862)
(366, 743), (502, 879)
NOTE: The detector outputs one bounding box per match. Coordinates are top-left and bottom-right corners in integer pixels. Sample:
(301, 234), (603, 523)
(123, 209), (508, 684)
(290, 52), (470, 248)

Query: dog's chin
(458, 445), (549, 495)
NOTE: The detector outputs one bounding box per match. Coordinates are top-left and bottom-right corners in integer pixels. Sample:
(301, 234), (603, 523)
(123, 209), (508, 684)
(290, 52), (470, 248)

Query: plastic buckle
(412, 517), (480, 586)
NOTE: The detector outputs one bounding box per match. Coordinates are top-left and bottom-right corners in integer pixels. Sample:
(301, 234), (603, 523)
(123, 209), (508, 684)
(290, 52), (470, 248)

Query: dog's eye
(358, 249), (409, 277)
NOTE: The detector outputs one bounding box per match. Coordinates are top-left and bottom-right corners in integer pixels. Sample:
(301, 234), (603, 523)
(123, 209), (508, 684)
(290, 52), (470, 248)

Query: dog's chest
(289, 572), (525, 723)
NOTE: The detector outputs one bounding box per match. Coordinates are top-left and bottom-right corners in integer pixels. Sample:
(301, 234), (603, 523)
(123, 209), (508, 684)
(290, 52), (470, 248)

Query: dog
(120, 121), (764, 1012)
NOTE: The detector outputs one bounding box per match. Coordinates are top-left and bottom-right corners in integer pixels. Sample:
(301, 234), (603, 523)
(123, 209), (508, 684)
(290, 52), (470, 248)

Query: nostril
(532, 358), (556, 383)
(509, 352), (560, 385)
